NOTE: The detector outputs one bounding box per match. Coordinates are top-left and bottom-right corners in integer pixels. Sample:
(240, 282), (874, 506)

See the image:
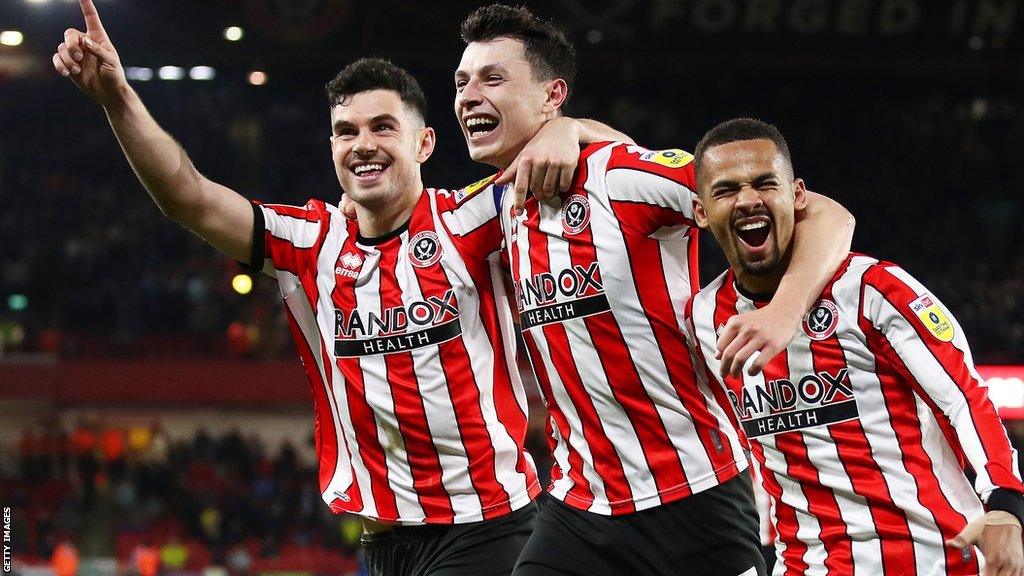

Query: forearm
(103, 86), (207, 222)
(575, 118), (635, 145)
(773, 192), (855, 315)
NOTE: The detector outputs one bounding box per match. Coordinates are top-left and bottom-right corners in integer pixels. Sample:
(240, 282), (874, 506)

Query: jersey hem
(328, 479), (542, 526)
(552, 460), (744, 515)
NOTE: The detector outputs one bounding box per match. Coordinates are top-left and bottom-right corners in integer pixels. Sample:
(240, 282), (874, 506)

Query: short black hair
(694, 118), (793, 192)
(460, 4), (576, 98)
(325, 58), (427, 123)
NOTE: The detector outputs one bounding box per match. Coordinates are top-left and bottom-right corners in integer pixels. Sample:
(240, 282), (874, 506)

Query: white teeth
(353, 164), (384, 175)
(466, 117), (497, 128)
(738, 221), (768, 231)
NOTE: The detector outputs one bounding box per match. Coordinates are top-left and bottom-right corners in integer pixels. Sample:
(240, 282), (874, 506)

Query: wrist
(99, 82), (134, 112)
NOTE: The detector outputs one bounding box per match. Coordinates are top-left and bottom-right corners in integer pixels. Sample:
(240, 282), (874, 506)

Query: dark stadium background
(1, 1), (1022, 574)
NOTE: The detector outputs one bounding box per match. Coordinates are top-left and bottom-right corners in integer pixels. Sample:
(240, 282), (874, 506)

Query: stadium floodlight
(158, 66), (185, 80)
(232, 274), (253, 295)
(7, 294), (28, 311)
(125, 67), (153, 81)
(224, 26), (244, 42)
(189, 66), (216, 80)
(247, 71), (267, 86)
(0, 31), (24, 47)
(25, 0), (51, 5)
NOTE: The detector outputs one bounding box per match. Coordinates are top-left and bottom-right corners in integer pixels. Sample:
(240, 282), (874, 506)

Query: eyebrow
(455, 63), (510, 79)
(332, 113), (400, 133)
(710, 171), (779, 190)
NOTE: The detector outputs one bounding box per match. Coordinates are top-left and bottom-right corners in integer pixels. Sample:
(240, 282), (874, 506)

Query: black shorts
(513, 472), (766, 576)
(361, 503), (538, 576)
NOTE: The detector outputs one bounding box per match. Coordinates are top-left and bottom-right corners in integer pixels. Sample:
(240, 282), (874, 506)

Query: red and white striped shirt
(496, 142), (746, 515)
(253, 185), (540, 525)
(688, 253), (1024, 575)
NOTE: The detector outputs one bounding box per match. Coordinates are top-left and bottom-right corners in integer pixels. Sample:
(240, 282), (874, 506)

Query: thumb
(495, 163), (516, 185)
(945, 518), (984, 549)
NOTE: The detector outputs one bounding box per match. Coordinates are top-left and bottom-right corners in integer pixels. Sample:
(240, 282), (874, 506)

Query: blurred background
(1, 0), (1022, 574)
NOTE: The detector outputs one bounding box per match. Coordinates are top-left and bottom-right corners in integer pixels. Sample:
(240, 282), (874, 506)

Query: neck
(733, 246), (792, 299)
(354, 183), (422, 239)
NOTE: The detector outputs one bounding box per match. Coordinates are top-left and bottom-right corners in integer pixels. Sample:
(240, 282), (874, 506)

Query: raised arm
(496, 117), (633, 214)
(717, 191), (855, 376)
(52, 0), (254, 262)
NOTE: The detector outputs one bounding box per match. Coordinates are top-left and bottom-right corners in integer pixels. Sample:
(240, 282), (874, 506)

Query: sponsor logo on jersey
(561, 194), (591, 235)
(639, 149), (694, 169)
(334, 289), (462, 357)
(335, 251), (363, 279)
(515, 262), (609, 330)
(409, 231), (443, 268)
(802, 299), (839, 340)
(454, 174), (497, 204)
(727, 368), (859, 438)
(909, 294), (954, 342)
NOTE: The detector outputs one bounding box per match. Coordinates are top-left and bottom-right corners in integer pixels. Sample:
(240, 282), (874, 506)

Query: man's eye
(375, 124), (394, 132)
(486, 76), (502, 83)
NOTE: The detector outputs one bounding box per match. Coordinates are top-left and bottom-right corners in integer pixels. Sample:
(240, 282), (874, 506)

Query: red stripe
(611, 206), (739, 483)
(377, 231), (455, 522)
(605, 144), (697, 189)
(750, 442), (809, 576)
(331, 224), (399, 520)
(408, 203), (512, 520)
(524, 199), (633, 510)
(864, 267), (1023, 493)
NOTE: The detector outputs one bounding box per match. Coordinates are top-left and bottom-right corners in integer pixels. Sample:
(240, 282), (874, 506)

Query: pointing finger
(80, 0), (108, 39)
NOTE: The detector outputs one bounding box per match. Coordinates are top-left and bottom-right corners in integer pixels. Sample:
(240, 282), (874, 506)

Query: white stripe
(353, 253), (425, 522)
(261, 204), (321, 248)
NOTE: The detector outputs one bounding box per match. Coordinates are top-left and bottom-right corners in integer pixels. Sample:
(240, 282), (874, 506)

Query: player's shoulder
(432, 173), (502, 208)
(687, 269), (732, 320)
(603, 142), (695, 172)
(261, 198), (334, 221)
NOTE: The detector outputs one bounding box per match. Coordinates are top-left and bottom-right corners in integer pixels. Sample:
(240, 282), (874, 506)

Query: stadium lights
(232, 274), (253, 295)
(0, 31), (24, 47)
(7, 294), (28, 311)
(25, 0), (51, 5)
(224, 26), (244, 42)
(189, 66), (216, 80)
(126, 67), (153, 81)
(247, 71), (267, 86)
(158, 66), (184, 80)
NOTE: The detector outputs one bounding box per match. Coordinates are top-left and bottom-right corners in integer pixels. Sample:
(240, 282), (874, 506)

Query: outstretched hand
(495, 117), (581, 216)
(52, 0), (127, 106)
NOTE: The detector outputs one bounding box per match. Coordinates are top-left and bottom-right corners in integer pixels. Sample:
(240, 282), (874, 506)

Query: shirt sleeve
(602, 144), (697, 236)
(438, 177), (505, 263)
(861, 263), (1024, 516)
(249, 199), (332, 279)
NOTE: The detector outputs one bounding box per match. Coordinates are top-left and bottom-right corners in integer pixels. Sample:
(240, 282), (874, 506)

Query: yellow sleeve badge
(908, 294), (954, 342)
(454, 174), (498, 204)
(639, 149), (694, 169)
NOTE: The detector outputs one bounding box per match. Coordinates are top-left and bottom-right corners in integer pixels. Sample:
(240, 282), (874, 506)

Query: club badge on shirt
(561, 194), (591, 236)
(409, 231), (443, 268)
(803, 299), (839, 340)
(909, 294), (954, 342)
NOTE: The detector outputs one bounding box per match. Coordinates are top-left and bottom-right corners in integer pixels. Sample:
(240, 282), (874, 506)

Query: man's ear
(416, 126), (436, 164)
(693, 195), (710, 230)
(542, 78), (569, 116)
(793, 178), (808, 211)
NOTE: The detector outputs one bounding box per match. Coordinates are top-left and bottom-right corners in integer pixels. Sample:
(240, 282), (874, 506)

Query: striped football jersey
(496, 142), (747, 515)
(688, 253), (1024, 575)
(253, 184), (539, 525)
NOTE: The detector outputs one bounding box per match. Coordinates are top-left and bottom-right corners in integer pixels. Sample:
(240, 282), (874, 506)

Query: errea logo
(336, 251), (363, 279)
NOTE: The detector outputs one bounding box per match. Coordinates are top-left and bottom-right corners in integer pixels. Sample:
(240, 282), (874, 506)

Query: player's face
(330, 89), (434, 210)
(694, 139), (807, 282)
(454, 38), (553, 169)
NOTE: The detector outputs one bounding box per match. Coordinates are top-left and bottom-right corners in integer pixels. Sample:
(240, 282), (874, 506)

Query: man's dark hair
(694, 118), (794, 191)
(325, 58), (428, 123)
(460, 4), (576, 97)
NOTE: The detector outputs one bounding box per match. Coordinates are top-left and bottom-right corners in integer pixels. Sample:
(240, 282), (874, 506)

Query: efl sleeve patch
(638, 149), (694, 169)
(454, 173), (499, 205)
(909, 294), (955, 342)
